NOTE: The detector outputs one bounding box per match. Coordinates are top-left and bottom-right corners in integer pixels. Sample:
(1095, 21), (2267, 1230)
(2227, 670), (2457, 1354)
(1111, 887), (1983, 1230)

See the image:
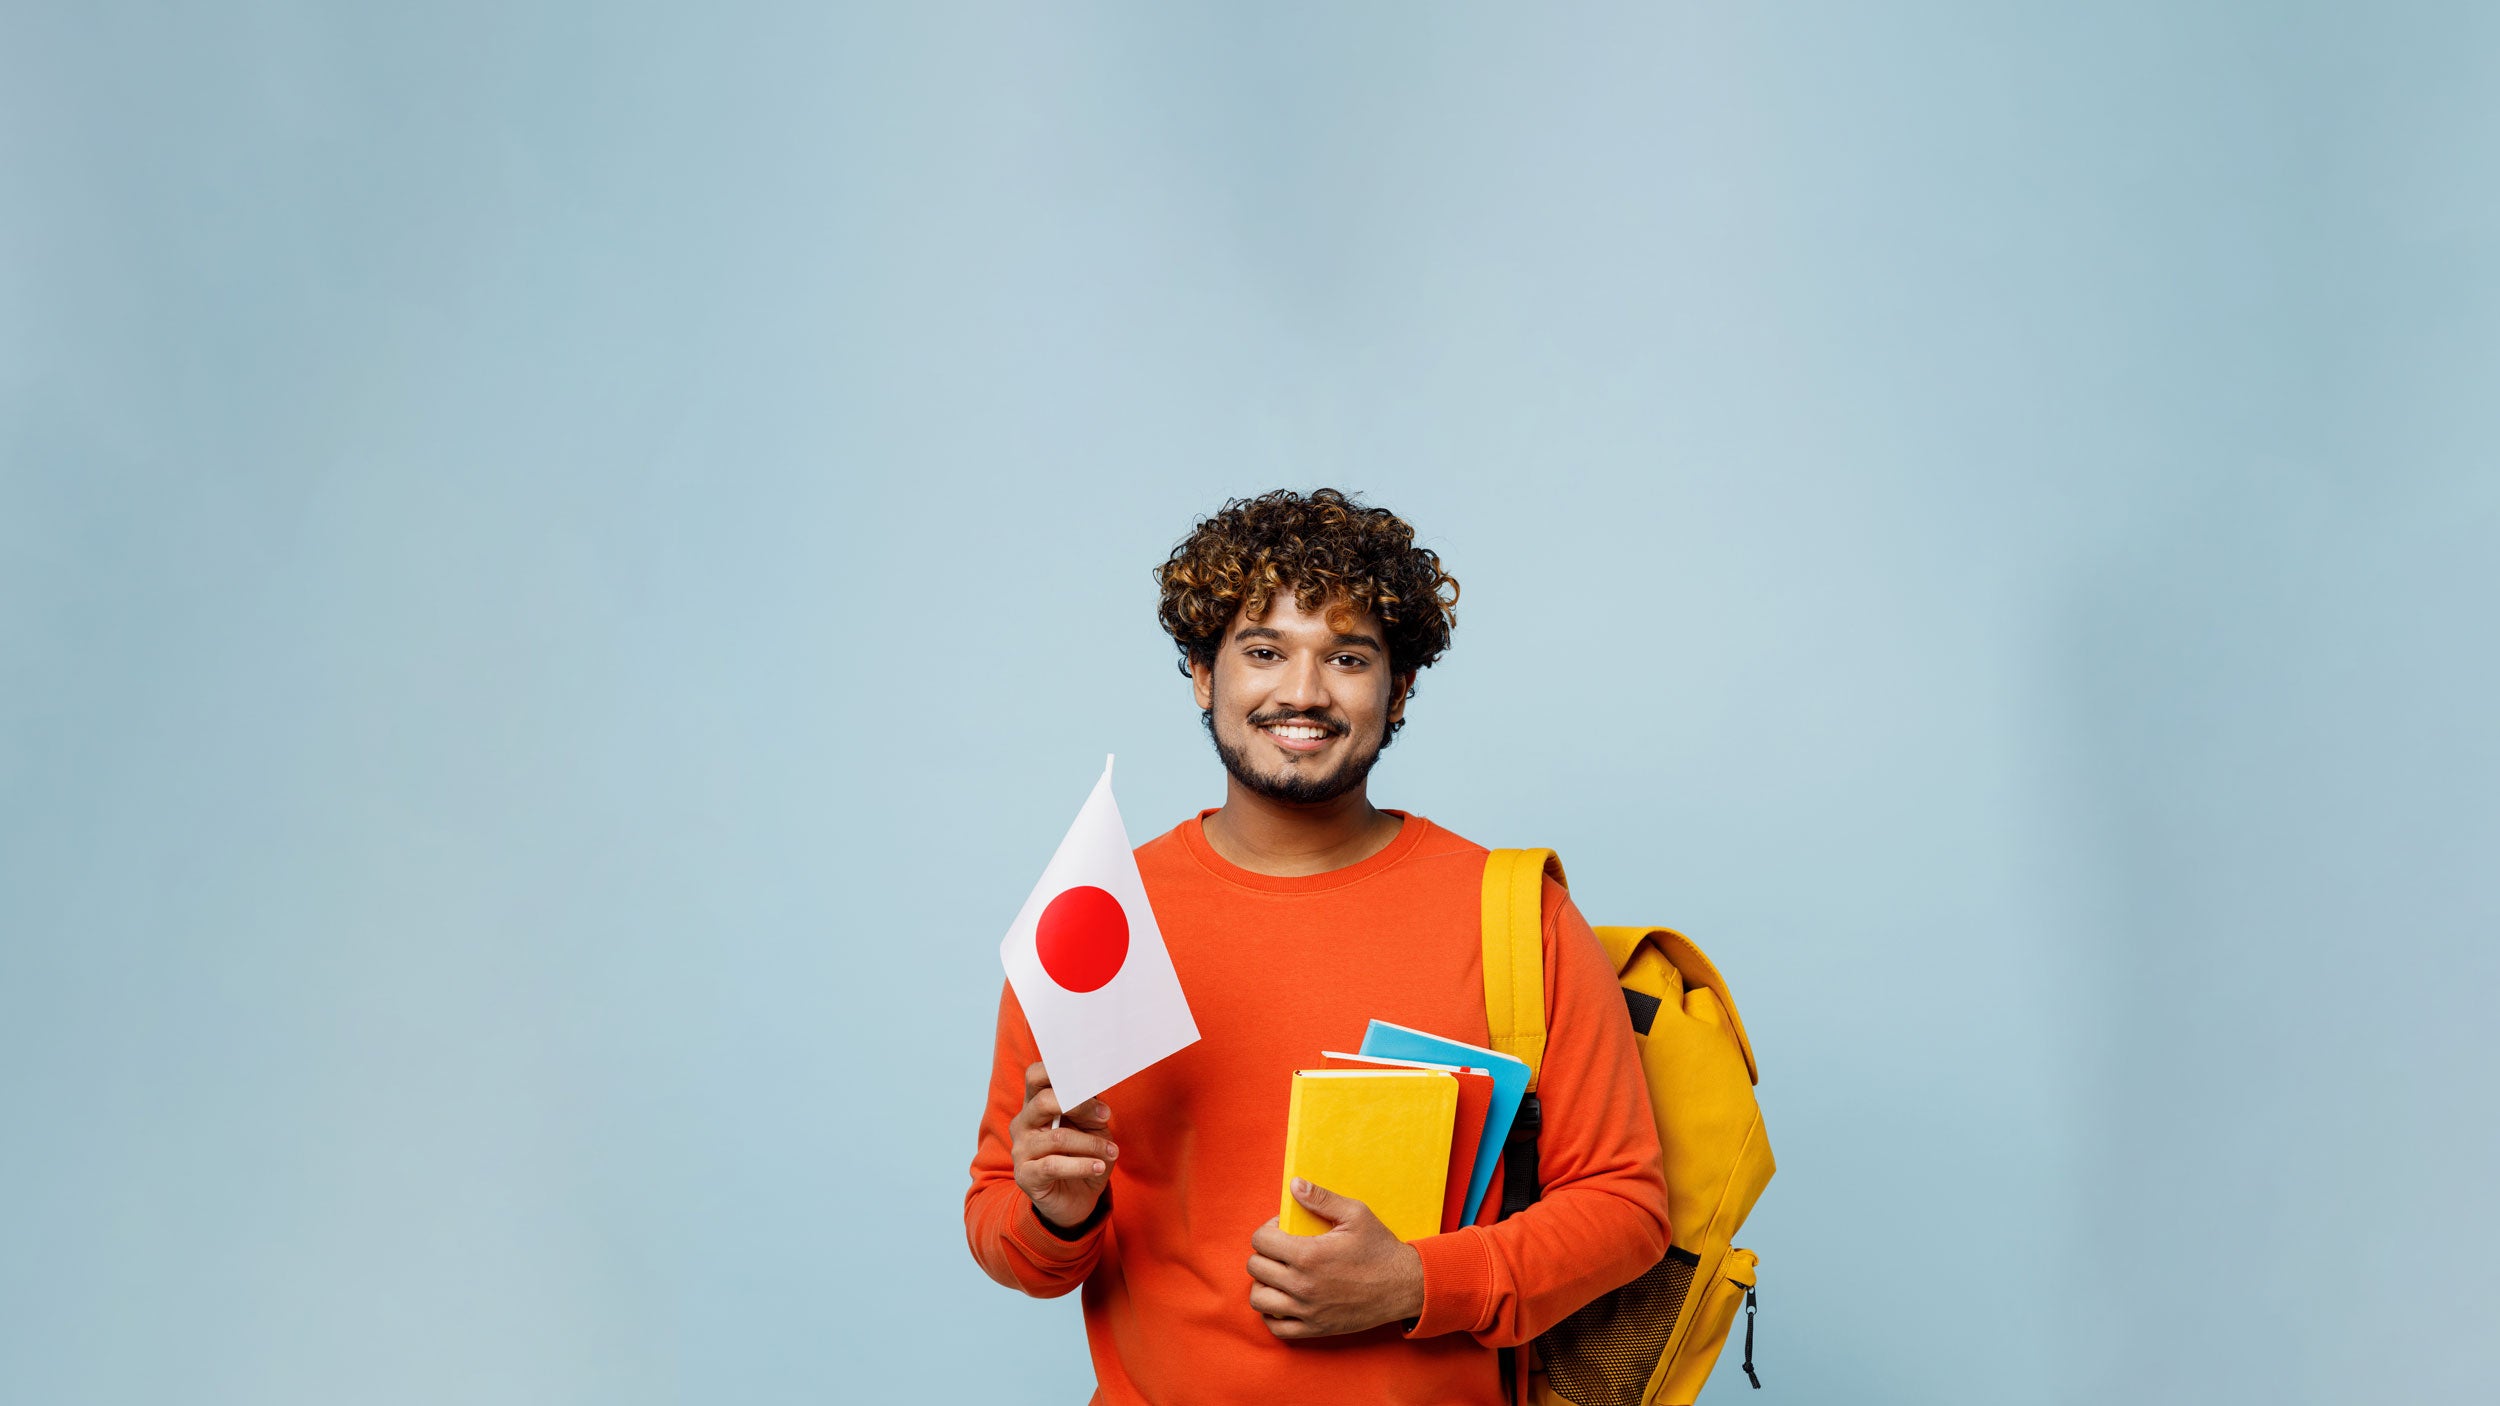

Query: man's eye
(1333, 654), (1367, 667)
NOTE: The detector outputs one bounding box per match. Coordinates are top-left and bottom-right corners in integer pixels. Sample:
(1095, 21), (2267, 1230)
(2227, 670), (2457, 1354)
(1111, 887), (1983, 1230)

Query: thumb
(1290, 1178), (1368, 1228)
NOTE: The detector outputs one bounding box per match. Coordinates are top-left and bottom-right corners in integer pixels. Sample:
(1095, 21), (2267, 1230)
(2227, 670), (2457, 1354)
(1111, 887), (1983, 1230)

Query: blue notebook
(1359, 1019), (1532, 1227)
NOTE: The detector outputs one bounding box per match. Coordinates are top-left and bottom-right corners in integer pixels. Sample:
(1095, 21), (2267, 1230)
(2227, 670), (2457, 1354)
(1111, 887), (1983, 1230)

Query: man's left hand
(1245, 1178), (1428, 1338)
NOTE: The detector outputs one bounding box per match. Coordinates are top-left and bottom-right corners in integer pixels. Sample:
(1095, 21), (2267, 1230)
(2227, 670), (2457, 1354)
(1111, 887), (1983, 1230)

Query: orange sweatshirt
(964, 813), (1671, 1405)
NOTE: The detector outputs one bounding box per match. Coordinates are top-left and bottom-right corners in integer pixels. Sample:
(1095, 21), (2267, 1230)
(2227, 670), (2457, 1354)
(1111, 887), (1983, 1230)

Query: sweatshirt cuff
(1007, 1194), (1110, 1264)
(1407, 1227), (1493, 1338)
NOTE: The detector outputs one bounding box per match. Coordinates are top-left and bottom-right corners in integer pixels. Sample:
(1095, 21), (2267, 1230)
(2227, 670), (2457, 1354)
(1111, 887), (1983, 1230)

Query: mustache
(1246, 708), (1349, 736)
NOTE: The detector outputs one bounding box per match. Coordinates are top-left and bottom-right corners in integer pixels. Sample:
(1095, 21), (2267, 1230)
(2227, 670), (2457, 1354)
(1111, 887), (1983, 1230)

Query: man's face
(1191, 592), (1410, 806)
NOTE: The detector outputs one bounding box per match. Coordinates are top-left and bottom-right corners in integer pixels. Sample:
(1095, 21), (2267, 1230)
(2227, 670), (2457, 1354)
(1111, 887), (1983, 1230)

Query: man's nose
(1273, 654), (1330, 711)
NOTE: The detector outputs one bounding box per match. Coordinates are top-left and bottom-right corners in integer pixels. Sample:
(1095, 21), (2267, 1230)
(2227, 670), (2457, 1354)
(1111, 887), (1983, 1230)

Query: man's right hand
(1011, 1061), (1119, 1230)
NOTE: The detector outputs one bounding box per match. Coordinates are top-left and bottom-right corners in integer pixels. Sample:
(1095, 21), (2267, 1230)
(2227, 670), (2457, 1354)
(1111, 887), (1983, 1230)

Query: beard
(1205, 700), (1391, 805)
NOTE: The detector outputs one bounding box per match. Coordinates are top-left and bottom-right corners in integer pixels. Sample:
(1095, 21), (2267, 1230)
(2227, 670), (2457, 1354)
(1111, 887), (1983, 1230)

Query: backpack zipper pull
(1742, 1283), (1761, 1388)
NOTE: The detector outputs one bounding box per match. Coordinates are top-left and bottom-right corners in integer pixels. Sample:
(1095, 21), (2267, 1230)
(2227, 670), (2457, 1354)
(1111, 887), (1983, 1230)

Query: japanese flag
(999, 756), (1200, 1111)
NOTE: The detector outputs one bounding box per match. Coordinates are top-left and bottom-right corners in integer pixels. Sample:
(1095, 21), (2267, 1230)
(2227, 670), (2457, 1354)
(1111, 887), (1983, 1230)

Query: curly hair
(1155, 488), (1460, 712)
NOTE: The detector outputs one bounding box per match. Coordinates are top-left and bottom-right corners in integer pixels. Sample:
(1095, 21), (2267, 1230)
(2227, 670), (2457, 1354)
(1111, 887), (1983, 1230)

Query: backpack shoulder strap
(1481, 848), (1566, 1090)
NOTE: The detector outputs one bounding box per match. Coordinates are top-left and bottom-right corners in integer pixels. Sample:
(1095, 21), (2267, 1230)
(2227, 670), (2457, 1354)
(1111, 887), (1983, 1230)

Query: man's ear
(1388, 672), (1413, 725)
(1191, 658), (1215, 713)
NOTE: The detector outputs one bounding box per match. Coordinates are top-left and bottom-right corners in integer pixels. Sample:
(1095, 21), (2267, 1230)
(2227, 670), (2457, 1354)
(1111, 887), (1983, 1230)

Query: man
(965, 488), (1669, 1404)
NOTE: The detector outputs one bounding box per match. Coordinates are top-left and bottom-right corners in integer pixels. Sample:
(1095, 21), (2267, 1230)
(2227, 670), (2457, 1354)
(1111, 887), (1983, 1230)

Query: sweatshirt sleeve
(1405, 881), (1672, 1346)
(963, 981), (1110, 1297)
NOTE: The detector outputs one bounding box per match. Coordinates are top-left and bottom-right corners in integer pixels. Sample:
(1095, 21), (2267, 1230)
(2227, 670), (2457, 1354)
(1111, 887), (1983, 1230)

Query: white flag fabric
(999, 756), (1200, 1111)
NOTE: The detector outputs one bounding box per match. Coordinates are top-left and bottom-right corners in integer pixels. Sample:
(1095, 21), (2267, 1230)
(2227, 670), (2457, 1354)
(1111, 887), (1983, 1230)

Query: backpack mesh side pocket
(1535, 1245), (1699, 1406)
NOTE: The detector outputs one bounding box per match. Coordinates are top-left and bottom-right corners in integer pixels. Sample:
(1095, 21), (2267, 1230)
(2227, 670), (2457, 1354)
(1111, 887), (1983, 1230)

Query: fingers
(1011, 1071), (1118, 1199)
(1012, 1066), (1113, 1134)
(1261, 1314), (1317, 1341)
(1011, 1083), (1062, 1132)
(1247, 1282), (1304, 1322)
(1246, 1219), (1312, 1330)
(1019, 1153), (1111, 1186)
(1013, 1087), (1112, 1133)
(1289, 1178), (1370, 1229)
(1244, 1252), (1306, 1298)
(1248, 1218), (1306, 1265)
(1015, 1124), (1118, 1166)
(1057, 1095), (1114, 1132)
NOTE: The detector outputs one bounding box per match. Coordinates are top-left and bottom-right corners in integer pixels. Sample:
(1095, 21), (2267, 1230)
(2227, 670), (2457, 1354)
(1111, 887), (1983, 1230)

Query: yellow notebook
(1277, 1069), (1458, 1242)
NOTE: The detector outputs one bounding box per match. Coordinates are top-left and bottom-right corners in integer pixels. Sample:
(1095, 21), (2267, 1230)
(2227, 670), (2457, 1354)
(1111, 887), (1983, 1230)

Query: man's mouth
(1257, 719), (1339, 754)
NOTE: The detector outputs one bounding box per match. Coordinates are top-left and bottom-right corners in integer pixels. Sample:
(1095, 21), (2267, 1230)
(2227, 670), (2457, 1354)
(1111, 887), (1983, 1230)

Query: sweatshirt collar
(1177, 808), (1430, 893)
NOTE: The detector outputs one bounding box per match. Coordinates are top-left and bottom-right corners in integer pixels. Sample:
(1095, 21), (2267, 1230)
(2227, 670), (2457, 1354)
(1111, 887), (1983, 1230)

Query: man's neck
(1200, 780), (1407, 878)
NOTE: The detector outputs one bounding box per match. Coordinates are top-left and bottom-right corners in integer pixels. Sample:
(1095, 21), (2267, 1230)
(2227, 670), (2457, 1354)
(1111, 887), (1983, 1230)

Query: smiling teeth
(1270, 725), (1328, 740)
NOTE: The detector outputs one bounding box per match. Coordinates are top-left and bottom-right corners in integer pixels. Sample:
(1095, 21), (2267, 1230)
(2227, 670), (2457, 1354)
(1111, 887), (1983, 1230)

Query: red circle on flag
(1036, 885), (1129, 993)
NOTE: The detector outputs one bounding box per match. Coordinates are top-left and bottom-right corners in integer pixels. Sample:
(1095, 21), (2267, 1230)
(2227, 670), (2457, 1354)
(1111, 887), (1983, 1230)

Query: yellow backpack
(1481, 849), (1775, 1406)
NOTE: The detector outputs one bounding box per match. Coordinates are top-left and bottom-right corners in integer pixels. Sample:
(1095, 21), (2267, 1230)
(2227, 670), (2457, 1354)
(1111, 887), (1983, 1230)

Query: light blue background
(5, 4), (2494, 1402)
